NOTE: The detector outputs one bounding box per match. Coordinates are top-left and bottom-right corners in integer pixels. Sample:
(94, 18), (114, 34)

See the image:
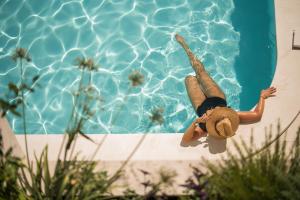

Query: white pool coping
(1, 0), (300, 194)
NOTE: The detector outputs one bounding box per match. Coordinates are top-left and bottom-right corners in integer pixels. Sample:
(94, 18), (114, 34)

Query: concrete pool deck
(1, 0), (300, 194)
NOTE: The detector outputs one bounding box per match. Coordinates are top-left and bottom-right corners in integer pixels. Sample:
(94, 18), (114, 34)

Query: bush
(185, 126), (300, 200)
(0, 130), (26, 200)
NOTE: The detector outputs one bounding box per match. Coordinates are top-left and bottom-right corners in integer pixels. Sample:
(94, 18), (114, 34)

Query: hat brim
(206, 107), (240, 139)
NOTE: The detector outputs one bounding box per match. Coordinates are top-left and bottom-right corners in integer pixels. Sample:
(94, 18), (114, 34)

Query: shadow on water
(231, 0), (277, 111)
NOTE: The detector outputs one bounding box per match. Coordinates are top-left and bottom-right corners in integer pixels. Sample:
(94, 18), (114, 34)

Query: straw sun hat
(206, 107), (240, 139)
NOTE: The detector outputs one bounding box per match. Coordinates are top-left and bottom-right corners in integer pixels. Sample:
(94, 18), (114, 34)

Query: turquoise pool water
(0, 0), (276, 134)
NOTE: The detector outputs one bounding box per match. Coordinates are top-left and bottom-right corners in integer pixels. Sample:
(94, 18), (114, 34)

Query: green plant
(0, 47), (166, 199)
(179, 122), (300, 200)
(90, 69), (145, 159)
(14, 54), (122, 199)
(0, 130), (26, 200)
(180, 166), (208, 200)
(18, 146), (111, 199)
(204, 125), (300, 200)
(61, 57), (101, 160)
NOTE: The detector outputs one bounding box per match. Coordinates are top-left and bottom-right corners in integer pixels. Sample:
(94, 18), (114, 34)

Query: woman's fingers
(196, 114), (209, 123)
(261, 86), (277, 98)
(201, 114), (209, 121)
(203, 114), (210, 120)
(197, 116), (204, 123)
(269, 87), (277, 94)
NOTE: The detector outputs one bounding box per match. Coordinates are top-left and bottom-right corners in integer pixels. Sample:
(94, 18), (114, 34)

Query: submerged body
(175, 34), (277, 145)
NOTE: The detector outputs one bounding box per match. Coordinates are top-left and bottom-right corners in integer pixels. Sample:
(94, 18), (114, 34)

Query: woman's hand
(260, 86), (277, 99)
(195, 114), (209, 124)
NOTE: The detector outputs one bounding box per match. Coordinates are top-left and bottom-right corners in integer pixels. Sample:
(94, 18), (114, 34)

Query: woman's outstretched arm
(181, 115), (208, 145)
(181, 121), (198, 144)
(238, 87), (276, 124)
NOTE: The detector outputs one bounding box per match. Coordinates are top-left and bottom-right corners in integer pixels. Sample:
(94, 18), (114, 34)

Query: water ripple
(0, 0), (241, 134)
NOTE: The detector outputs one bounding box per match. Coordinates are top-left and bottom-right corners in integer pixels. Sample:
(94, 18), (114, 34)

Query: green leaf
(33, 152), (43, 193)
(9, 108), (21, 117)
(79, 130), (95, 143)
(56, 170), (73, 199)
(20, 83), (34, 93)
(8, 82), (19, 96)
(65, 134), (75, 151)
(32, 75), (39, 83)
(43, 146), (51, 196)
(0, 99), (10, 108)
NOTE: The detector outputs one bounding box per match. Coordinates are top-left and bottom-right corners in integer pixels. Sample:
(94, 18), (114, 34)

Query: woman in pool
(175, 34), (276, 144)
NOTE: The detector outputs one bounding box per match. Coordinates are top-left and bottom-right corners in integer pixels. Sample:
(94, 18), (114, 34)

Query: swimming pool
(0, 0), (276, 134)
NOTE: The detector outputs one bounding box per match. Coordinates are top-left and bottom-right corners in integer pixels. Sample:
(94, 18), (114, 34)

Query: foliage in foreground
(0, 47), (169, 199)
(182, 125), (300, 200)
(0, 130), (25, 200)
